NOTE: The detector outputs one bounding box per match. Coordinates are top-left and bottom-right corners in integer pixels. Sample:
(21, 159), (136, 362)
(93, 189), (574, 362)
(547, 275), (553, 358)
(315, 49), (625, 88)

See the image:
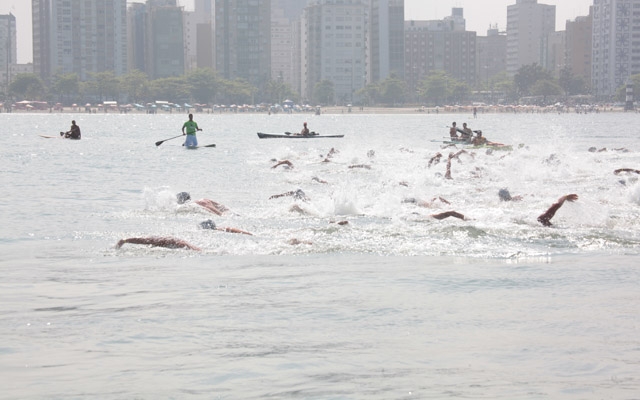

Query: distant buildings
(302, 0), (368, 104)
(215, 0), (271, 89)
(565, 7), (592, 84)
(32, 0), (127, 82)
(370, 0), (405, 82)
(3, 0), (612, 103)
(0, 13), (17, 87)
(405, 8), (477, 91)
(592, 0), (640, 97)
(476, 27), (507, 84)
(506, 0), (556, 75)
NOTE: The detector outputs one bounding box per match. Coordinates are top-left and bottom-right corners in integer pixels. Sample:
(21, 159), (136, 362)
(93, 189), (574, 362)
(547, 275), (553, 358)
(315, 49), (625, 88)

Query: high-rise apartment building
(0, 13), (17, 87)
(32, 0), (127, 82)
(127, 3), (147, 73)
(215, 0), (271, 89)
(405, 9), (477, 91)
(477, 27), (507, 85)
(146, 0), (185, 79)
(592, 0), (640, 97)
(565, 7), (592, 84)
(370, 0), (405, 82)
(302, 0), (368, 104)
(506, 0), (555, 75)
(194, 0), (214, 70)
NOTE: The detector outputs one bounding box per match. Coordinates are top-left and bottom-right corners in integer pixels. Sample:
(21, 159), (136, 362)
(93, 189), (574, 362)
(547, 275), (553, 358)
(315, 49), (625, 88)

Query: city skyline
(2, 0), (593, 64)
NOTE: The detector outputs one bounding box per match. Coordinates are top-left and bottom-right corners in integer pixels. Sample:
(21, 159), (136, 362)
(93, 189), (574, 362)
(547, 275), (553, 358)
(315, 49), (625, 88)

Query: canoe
(257, 132), (344, 139)
(442, 140), (512, 151)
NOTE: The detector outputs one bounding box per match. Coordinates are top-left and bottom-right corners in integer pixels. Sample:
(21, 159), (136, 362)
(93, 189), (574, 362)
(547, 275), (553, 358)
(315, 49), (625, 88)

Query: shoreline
(1, 105), (629, 115)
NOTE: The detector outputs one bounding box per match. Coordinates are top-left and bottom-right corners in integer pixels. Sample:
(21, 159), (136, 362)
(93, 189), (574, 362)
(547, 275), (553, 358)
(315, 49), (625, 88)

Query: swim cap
(176, 192), (191, 204)
(498, 189), (512, 201)
(294, 189), (306, 199)
(199, 219), (216, 230)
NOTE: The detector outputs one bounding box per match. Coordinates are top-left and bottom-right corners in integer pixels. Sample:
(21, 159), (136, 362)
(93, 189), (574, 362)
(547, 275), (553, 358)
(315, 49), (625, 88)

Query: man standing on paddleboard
(182, 113), (202, 147)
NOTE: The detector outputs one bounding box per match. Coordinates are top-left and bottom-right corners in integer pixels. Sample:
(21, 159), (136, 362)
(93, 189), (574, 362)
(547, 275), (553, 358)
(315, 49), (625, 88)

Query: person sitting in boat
(298, 122), (310, 136)
(461, 123), (473, 141)
(177, 192), (228, 215)
(471, 131), (487, 146)
(449, 122), (458, 139)
(60, 120), (81, 139)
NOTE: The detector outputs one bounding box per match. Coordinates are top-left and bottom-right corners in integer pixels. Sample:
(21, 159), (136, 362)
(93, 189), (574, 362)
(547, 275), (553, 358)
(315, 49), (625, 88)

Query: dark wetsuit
(66, 124), (81, 140)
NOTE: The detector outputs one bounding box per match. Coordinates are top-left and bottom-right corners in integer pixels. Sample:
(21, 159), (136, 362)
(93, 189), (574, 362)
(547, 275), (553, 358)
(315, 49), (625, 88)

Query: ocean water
(0, 111), (639, 399)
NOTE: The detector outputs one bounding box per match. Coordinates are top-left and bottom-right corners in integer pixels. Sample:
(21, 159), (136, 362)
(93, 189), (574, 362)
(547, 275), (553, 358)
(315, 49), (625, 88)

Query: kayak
(442, 140), (512, 151)
(257, 132), (344, 139)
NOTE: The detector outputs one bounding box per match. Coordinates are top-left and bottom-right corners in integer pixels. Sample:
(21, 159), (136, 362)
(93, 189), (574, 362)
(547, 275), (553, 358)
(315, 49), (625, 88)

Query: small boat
(257, 132), (344, 139)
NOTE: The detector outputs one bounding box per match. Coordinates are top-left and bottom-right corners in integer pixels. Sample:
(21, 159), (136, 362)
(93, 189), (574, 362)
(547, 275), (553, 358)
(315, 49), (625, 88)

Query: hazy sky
(1, 0), (593, 64)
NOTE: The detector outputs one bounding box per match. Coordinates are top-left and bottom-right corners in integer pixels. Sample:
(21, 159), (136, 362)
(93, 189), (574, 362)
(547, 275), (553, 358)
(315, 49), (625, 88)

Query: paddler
(449, 122), (458, 139)
(182, 113), (202, 147)
(60, 120), (81, 139)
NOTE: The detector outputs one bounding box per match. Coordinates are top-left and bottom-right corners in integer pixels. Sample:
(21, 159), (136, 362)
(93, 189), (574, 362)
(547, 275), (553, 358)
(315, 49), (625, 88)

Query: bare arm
(614, 168), (640, 175)
(219, 227), (253, 235)
(194, 199), (223, 215)
(430, 211), (465, 220)
(272, 160), (293, 169)
(116, 237), (201, 251)
(537, 194), (578, 227)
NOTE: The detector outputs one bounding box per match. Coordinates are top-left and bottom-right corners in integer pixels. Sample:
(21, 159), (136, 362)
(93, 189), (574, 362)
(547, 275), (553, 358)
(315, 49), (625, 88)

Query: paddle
(155, 134), (183, 146)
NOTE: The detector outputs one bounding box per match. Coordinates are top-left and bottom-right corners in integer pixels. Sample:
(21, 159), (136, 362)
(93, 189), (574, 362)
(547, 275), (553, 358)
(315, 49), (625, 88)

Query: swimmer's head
(498, 188), (512, 201)
(177, 192), (191, 204)
(476, 130), (482, 137)
(294, 189), (306, 199)
(199, 219), (217, 230)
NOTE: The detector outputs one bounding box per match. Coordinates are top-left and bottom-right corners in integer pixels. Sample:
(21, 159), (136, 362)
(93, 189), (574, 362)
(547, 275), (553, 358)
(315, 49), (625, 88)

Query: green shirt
(183, 120), (199, 135)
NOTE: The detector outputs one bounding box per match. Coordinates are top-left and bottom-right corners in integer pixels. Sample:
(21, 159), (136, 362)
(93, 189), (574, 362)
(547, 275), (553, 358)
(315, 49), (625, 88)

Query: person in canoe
(182, 113), (202, 147)
(471, 131), (506, 147)
(60, 120), (81, 139)
(295, 122), (311, 136)
(449, 122), (459, 139)
(461, 123), (473, 141)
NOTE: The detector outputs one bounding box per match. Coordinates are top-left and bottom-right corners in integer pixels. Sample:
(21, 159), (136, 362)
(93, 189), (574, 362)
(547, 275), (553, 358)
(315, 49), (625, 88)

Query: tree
(51, 72), (79, 104)
(185, 68), (218, 104)
(558, 67), (588, 96)
(9, 73), (46, 100)
(218, 78), (256, 105)
(489, 72), (517, 103)
(120, 69), (149, 104)
(514, 64), (553, 97)
(531, 79), (563, 103)
(313, 80), (334, 105)
(88, 71), (120, 102)
(418, 71), (448, 105)
(149, 76), (190, 103)
(379, 74), (408, 105)
(355, 82), (380, 106)
(264, 79), (297, 104)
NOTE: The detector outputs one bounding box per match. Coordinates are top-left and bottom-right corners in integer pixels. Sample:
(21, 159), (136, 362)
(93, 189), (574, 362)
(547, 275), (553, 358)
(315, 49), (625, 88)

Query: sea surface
(0, 111), (639, 399)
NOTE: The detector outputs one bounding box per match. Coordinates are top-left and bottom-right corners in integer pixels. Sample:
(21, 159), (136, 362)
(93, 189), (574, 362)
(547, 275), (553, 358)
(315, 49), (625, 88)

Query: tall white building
(32, 0), (128, 82)
(302, 0), (368, 104)
(370, 0), (404, 82)
(506, 0), (555, 75)
(592, 0), (640, 97)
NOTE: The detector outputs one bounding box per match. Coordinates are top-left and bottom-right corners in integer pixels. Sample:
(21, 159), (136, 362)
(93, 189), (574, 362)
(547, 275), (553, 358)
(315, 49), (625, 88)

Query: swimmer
(537, 194), (579, 227)
(116, 237), (201, 251)
(199, 219), (253, 235)
(269, 189), (309, 201)
(177, 192), (229, 216)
